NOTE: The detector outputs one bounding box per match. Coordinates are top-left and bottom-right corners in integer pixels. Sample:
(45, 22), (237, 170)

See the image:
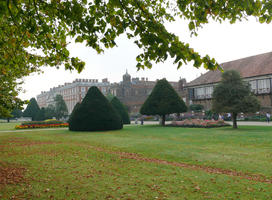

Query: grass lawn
(0, 124), (272, 199)
(0, 122), (20, 131)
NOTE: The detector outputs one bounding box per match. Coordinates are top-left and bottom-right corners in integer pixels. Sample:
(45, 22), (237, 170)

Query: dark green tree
(110, 97), (130, 124)
(23, 98), (41, 121)
(11, 109), (23, 119)
(68, 102), (81, 131)
(140, 79), (187, 126)
(212, 70), (260, 129)
(2, 108), (22, 123)
(37, 107), (46, 121)
(69, 87), (123, 131)
(44, 105), (56, 120)
(2, 0), (272, 117)
(106, 94), (115, 101)
(54, 95), (68, 120)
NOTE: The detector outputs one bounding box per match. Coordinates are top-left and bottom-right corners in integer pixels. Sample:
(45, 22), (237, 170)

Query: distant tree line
(7, 94), (68, 121)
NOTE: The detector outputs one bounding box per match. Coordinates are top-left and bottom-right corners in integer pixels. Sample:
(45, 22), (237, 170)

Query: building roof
(187, 52), (272, 87)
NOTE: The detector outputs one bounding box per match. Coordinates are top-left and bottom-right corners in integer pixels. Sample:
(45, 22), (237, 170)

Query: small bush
(244, 115), (268, 121)
(189, 104), (204, 112)
(44, 119), (57, 122)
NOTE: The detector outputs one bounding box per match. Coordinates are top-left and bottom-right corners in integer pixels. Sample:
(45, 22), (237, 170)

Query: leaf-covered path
(73, 143), (272, 185)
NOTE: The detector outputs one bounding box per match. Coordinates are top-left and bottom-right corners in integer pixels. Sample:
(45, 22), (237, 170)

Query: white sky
(19, 17), (272, 100)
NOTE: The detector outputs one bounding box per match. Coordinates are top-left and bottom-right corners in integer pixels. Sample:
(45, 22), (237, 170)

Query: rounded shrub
(68, 87), (123, 131)
(110, 97), (130, 124)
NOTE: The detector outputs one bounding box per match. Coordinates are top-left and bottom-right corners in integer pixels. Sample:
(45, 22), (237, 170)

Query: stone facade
(111, 71), (187, 113)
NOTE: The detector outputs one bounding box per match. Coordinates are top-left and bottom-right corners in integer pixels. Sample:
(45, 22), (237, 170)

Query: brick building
(112, 71), (186, 113)
(37, 78), (110, 114)
(37, 52), (272, 116)
(37, 71), (186, 114)
(185, 52), (272, 111)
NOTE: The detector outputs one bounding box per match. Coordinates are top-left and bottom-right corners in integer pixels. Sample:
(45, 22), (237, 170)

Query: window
(81, 87), (85, 92)
(205, 86), (213, 98)
(258, 79), (270, 94)
(194, 88), (205, 99)
(188, 88), (194, 100)
(249, 80), (257, 94)
(193, 86), (213, 99)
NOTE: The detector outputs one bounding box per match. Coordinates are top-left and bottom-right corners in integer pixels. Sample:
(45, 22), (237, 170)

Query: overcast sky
(19, 17), (272, 100)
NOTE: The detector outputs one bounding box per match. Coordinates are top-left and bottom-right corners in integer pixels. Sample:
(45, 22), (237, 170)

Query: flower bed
(170, 119), (230, 128)
(21, 120), (65, 126)
(15, 122), (68, 129)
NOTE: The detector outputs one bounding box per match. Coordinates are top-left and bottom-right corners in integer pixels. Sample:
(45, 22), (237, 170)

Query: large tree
(2, 0), (272, 116)
(0, 78), (26, 118)
(54, 94), (68, 120)
(23, 98), (41, 121)
(212, 70), (260, 129)
(140, 79), (187, 126)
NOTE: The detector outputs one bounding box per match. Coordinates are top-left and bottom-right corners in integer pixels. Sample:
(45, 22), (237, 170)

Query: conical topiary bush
(140, 79), (187, 126)
(23, 98), (41, 121)
(68, 87), (123, 131)
(68, 102), (81, 131)
(110, 97), (130, 124)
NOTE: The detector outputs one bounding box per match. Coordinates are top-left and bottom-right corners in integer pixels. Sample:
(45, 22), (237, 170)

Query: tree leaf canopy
(2, 0), (272, 116)
(212, 70), (260, 114)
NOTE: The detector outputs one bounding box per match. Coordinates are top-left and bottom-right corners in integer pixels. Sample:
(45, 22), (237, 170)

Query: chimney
(103, 78), (108, 83)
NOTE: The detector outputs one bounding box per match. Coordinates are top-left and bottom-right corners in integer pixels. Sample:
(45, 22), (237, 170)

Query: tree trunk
(232, 113), (238, 129)
(7, 118), (10, 123)
(161, 114), (166, 126)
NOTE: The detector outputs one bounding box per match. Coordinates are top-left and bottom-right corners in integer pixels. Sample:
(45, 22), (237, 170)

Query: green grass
(0, 122), (20, 130)
(0, 125), (272, 199)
